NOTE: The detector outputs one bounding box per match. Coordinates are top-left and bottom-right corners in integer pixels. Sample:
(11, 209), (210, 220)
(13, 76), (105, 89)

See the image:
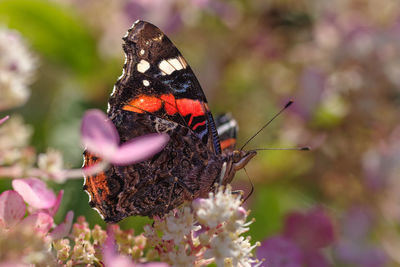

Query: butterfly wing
(84, 110), (223, 222)
(215, 113), (238, 151)
(108, 20), (221, 154)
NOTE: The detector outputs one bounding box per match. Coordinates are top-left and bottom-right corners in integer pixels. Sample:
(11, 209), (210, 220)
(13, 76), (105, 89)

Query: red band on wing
(192, 120), (206, 130)
(122, 94), (207, 130)
(161, 94), (178, 115)
(176, 98), (205, 117)
(123, 94), (205, 117)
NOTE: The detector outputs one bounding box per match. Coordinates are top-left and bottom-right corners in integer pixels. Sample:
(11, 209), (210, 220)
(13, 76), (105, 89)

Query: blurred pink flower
(257, 236), (303, 267)
(290, 67), (325, 121)
(283, 208), (335, 250)
(257, 208), (334, 267)
(0, 189), (53, 234)
(0, 115), (9, 125)
(0, 262), (30, 267)
(19, 212), (53, 234)
(0, 180), (73, 239)
(335, 241), (387, 267)
(103, 229), (170, 267)
(12, 178), (57, 209)
(0, 190), (25, 228)
(50, 210), (74, 240)
(81, 109), (169, 166)
(333, 207), (387, 267)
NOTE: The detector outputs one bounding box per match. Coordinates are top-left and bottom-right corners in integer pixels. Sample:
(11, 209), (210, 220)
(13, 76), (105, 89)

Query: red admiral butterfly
(83, 20), (256, 223)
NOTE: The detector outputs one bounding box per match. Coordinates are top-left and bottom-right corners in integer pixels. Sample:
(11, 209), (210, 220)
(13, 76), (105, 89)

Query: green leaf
(0, 0), (98, 75)
(249, 185), (305, 239)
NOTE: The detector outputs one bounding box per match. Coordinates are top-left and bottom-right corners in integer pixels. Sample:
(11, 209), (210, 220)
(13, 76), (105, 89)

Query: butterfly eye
(233, 150), (241, 162)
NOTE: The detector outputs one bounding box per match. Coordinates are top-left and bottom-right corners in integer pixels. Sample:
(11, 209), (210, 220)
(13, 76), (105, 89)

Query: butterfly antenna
(240, 100), (293, 150)
(242, 167), (254, 203)
(254, 147), (310, 151)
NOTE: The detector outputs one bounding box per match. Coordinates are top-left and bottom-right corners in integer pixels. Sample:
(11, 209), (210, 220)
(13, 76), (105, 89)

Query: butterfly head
(220, 149), (256, 185)
(232, 149), (257, 171)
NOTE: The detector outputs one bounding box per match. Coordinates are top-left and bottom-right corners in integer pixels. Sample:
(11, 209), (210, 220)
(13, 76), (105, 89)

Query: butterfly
(83, 20), (256, 223)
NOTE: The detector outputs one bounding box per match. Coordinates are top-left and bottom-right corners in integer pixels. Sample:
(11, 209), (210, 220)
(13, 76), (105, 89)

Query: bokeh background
(1, 0), (400, 266)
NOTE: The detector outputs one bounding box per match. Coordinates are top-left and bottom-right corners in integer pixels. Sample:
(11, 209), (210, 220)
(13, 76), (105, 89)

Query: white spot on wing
(159, 56), (187, 76)
(177, 55), (188, 68)
(159, 59), (175, 75)
(143, 80), (150, 86)
(137, 59), (150, 73)
(140, 49), (145, 55)
(167, 58), (184, 71)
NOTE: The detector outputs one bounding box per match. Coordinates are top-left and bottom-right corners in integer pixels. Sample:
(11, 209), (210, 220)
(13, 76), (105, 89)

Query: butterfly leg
(165, 177), (195, 209)
(165, 177), (178, 209)
(232, 190), (244, 198)
(176, 179), (195, 197)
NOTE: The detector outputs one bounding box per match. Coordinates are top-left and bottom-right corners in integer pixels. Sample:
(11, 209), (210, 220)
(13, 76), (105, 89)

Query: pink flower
(12, 178), (57, 209)
(333, 207), (387, 267)
(257, 236), (303, 267)
(0, 189), (53, 233)
(0, 178), (73, 239)
(19, 212), (53, 234)
(81, 109), (169, 166)
(0, 190), (26, 228)
(257, 208), (335, 267)
(50, 210), (74, 240)
(283, 208), (335, 250)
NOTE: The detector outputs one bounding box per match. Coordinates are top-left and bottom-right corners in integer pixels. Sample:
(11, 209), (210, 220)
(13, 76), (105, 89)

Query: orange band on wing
(83, 152), (110, 203)
(220, 138), (236, 150)
(123, 95), (162, 113)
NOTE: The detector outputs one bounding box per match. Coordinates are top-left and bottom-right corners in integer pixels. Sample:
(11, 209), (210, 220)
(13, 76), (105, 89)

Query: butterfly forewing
(108, 21), (221, 154)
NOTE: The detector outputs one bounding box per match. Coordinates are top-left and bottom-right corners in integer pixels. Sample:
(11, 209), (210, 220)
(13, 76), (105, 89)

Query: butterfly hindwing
(215, 113), (238, 151)
(108, 20), (221, 154)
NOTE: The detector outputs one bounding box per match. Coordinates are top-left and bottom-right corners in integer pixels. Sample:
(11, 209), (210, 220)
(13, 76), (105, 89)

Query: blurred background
(1, 0), (399, 266)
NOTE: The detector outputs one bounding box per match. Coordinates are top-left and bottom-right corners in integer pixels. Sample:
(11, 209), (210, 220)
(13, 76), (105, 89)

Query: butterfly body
(83, 21), (255, 223)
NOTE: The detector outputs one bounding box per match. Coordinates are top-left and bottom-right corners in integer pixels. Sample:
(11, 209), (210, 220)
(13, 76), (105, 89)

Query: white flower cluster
(193, 185), (260, 267)
(0, 115), (33, 165)
(144, 185), (260, 267)
(38, 148), (64, 175)
(0, 28), (36, 111)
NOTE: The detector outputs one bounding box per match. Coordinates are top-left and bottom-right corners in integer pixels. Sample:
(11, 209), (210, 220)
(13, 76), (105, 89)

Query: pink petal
(50, 210), (74, 240)
(0, 190), (26, 228)
(103, 231), (134, 267)
(20, 212), (54, 234)
(81, 109), (119, 159)
(111, 133), (170, 165)
(12, 178), (56, 209)
(0, 115), (9, 125)
(43, 190), (64, 217)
